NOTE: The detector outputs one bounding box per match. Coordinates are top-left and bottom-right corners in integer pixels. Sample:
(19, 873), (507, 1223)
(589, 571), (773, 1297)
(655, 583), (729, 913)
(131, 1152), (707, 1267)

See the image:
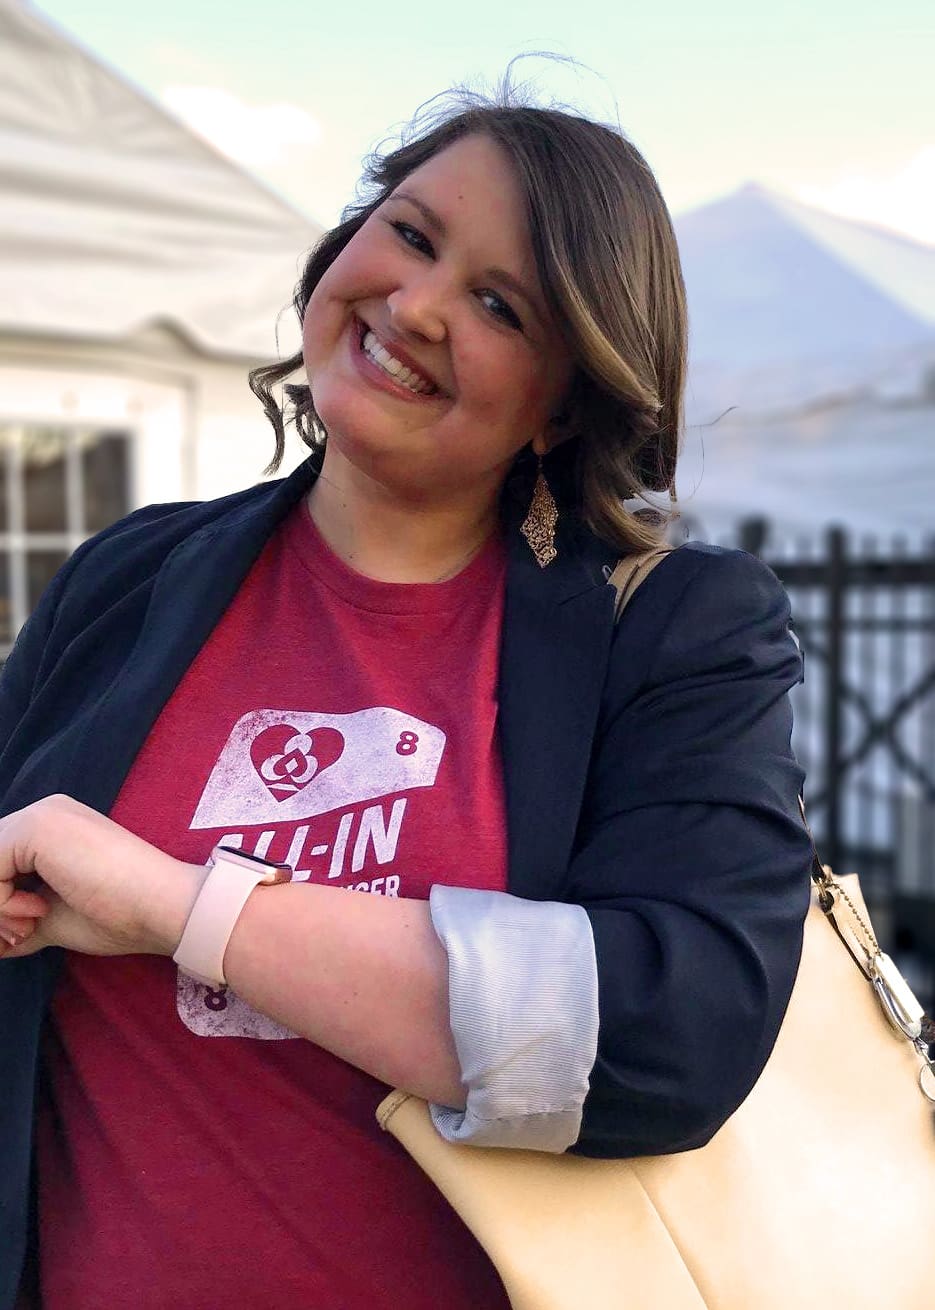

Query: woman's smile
(350, 316), (443, 401)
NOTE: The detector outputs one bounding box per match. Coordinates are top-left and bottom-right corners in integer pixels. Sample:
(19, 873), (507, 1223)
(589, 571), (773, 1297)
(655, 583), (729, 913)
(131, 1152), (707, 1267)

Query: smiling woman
(0, 83), (813, 1310)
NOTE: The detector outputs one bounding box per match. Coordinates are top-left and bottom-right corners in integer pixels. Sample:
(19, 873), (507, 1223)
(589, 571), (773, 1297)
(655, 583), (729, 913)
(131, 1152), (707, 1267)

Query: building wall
(0, 325), (308, 509)
(0, 326), (308, 654)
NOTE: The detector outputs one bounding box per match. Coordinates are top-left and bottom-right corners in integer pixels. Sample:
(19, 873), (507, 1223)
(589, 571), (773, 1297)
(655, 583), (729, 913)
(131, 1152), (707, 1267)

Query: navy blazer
(0, 456), (811, 1304)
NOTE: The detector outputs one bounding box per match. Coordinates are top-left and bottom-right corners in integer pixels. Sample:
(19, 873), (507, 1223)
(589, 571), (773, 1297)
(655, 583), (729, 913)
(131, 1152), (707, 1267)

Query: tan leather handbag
(377, 550), (935, 1309)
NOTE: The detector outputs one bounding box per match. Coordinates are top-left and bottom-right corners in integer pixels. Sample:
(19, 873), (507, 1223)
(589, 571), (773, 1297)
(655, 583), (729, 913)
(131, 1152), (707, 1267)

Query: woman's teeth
(361, 330), (435, 395)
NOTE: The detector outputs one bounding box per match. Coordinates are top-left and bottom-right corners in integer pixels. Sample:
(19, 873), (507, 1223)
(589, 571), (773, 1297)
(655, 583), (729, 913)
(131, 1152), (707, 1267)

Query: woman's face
(302, 134), (574, 504)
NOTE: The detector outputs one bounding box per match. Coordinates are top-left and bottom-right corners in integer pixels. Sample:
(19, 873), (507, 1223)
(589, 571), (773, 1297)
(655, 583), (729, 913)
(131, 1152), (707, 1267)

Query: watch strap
(173, 854), (276, 986)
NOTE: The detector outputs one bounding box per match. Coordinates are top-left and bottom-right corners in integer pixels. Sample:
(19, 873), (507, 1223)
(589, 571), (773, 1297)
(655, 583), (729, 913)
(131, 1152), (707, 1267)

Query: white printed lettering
(351, 799), (406, 873)
(252, 830), (276, 859)
(285, 825), (309, 867)
(340, 874), (402, 896)
(329, 812), (354, 878)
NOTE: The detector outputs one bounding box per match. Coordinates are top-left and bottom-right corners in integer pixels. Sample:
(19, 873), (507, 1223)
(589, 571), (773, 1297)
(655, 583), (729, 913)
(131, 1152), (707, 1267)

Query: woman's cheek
(499, 364), (553, 431)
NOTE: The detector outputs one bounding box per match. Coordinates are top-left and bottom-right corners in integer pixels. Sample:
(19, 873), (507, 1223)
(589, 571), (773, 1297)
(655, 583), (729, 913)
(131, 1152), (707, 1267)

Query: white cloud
(796, 147), (935, 247)
(161, 85), (322, 168)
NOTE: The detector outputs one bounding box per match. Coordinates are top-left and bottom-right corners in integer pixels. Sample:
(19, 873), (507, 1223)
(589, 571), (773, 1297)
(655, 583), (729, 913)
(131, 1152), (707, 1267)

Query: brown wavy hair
(249, 89), (687, 553)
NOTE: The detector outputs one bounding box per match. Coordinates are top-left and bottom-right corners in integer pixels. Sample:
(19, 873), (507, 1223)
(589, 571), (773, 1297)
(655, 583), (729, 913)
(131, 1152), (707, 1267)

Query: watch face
(212, 845), (293, 884)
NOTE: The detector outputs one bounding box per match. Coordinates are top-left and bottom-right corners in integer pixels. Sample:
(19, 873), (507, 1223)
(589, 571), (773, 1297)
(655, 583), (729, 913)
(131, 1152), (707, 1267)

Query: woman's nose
(386, 277), (447, 343)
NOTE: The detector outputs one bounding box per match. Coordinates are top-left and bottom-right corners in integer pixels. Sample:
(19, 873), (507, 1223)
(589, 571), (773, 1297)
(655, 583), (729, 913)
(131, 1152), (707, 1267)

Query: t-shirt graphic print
(178, 704), (448, 1038)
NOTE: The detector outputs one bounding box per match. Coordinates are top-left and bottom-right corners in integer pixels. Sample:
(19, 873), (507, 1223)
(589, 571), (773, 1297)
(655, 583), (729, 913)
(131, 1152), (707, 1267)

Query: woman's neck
(306, 447), (500, 584)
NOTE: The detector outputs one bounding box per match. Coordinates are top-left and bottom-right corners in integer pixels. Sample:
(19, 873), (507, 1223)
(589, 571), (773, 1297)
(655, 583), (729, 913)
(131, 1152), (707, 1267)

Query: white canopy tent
(672, 184), (935, 543)
(0, 0), (323, 486)
(0, 0), (322, 359)
(0, 0), (322, 646)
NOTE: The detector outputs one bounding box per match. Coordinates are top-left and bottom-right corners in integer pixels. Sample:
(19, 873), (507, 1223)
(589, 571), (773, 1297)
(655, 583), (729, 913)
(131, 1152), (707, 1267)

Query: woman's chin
(322, 429), (459, 507)
(317, 411), (407, 474)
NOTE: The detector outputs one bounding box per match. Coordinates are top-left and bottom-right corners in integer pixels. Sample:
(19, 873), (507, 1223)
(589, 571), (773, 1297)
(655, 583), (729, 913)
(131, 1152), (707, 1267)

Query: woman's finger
(1, 888), (50, 919)
(0, 915), (39, 951)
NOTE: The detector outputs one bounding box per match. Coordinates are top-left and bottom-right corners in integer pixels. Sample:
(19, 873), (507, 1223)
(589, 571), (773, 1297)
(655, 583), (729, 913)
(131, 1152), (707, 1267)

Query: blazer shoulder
(641, 539), (786, 589)
(615, 541), (790, 634)
(58, 478), (290, 602)
(605, 541), (798, 701)
(18, 478), (298, 685)
(72, 478), (286, 567)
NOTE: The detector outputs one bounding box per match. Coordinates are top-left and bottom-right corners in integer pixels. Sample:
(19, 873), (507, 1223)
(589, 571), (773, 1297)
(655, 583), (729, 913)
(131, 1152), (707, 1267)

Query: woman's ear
(532, 413), (574, 457)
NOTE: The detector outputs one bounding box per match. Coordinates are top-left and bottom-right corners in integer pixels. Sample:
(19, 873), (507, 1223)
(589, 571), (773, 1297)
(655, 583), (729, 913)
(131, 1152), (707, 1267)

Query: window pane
(0, 430), (10, 533)
(23, 427), (67, 533)
(82, 432), (129, 532)
(27, 550), (68, 612)
(0, 555), (10, 643)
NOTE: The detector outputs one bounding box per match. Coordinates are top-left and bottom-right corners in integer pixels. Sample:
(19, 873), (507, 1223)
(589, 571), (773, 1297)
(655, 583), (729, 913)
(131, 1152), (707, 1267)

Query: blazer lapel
(499, 521), (618, 901)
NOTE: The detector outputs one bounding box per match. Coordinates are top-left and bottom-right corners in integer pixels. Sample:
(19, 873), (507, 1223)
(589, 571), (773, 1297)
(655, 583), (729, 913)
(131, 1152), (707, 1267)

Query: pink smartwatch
(172, 845), (292, 986)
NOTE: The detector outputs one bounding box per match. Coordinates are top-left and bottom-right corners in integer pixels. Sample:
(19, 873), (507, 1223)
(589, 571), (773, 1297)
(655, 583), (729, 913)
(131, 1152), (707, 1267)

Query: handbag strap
(606, 548), (672, 622)
(606, 548), (935, 1093)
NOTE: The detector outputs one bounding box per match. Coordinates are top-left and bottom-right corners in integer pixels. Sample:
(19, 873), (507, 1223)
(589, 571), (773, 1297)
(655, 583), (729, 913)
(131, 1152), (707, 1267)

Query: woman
(0, 94), (812, 1308)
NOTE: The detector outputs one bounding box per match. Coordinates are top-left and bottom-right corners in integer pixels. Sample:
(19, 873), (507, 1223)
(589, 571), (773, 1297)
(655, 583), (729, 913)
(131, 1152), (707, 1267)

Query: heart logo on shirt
(250, 724), (345, 799)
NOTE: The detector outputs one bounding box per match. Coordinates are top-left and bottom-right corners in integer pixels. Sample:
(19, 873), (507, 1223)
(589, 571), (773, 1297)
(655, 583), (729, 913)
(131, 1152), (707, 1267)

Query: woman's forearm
(222, 882), (465, 1107)
(0, 797), (464, 1105)
(0, 798), (598, 1150)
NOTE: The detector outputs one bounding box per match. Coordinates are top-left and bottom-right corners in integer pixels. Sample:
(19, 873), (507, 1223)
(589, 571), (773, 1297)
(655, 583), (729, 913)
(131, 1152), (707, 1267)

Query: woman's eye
(390, 220), (434, 256)
(478, 290), (523, 331)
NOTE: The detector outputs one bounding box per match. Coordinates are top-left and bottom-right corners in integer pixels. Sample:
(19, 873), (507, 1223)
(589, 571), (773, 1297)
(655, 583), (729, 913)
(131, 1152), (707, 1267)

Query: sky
(29, 0), (935, 243)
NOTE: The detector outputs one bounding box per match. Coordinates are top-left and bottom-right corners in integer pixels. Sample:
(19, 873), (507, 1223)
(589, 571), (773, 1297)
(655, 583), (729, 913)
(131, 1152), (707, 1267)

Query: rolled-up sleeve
(428, 888), (599, 1152)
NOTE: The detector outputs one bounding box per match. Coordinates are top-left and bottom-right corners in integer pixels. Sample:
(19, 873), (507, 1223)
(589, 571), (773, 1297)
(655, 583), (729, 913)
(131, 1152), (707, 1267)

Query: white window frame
(0, 423), (136, 655)
(0, 357), (195, 657)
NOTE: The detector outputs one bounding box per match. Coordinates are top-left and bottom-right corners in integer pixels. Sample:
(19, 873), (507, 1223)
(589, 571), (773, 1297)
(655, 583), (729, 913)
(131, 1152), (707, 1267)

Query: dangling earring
(521, 458), (558, 567)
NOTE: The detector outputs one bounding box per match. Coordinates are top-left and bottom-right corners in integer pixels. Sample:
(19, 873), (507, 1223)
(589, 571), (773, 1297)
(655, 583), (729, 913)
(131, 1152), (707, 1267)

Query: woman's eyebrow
(393, 191), (446, 234)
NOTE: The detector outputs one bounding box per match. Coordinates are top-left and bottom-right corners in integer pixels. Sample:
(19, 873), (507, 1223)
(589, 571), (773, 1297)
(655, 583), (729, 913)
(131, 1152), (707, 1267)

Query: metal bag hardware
(869, 951), (925, 1041)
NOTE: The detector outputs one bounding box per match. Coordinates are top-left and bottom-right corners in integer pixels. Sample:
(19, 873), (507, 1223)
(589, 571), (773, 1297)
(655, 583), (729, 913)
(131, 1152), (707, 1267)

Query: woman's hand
(0, 795), (201, 961)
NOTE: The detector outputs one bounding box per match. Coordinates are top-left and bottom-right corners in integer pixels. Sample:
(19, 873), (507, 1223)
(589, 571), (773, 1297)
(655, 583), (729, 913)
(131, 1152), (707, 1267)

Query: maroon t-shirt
(38, 502), (511, 1308)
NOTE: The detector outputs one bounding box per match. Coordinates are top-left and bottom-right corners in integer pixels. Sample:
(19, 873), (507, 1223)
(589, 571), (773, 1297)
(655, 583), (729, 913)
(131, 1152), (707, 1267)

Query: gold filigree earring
(520, 458), (558, 567)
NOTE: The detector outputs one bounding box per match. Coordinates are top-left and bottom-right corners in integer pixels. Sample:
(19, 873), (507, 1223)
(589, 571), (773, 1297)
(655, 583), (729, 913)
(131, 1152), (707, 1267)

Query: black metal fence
(740, 521), (935, 1009)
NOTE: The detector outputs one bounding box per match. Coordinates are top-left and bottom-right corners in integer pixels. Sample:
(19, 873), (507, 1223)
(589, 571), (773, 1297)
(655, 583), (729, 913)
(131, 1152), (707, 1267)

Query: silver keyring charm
(920, 1061), (935, 1104)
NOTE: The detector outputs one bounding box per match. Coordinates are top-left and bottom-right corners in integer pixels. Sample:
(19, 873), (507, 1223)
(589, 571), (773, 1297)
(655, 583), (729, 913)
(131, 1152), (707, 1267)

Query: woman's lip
(353, 318), (445, 397)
